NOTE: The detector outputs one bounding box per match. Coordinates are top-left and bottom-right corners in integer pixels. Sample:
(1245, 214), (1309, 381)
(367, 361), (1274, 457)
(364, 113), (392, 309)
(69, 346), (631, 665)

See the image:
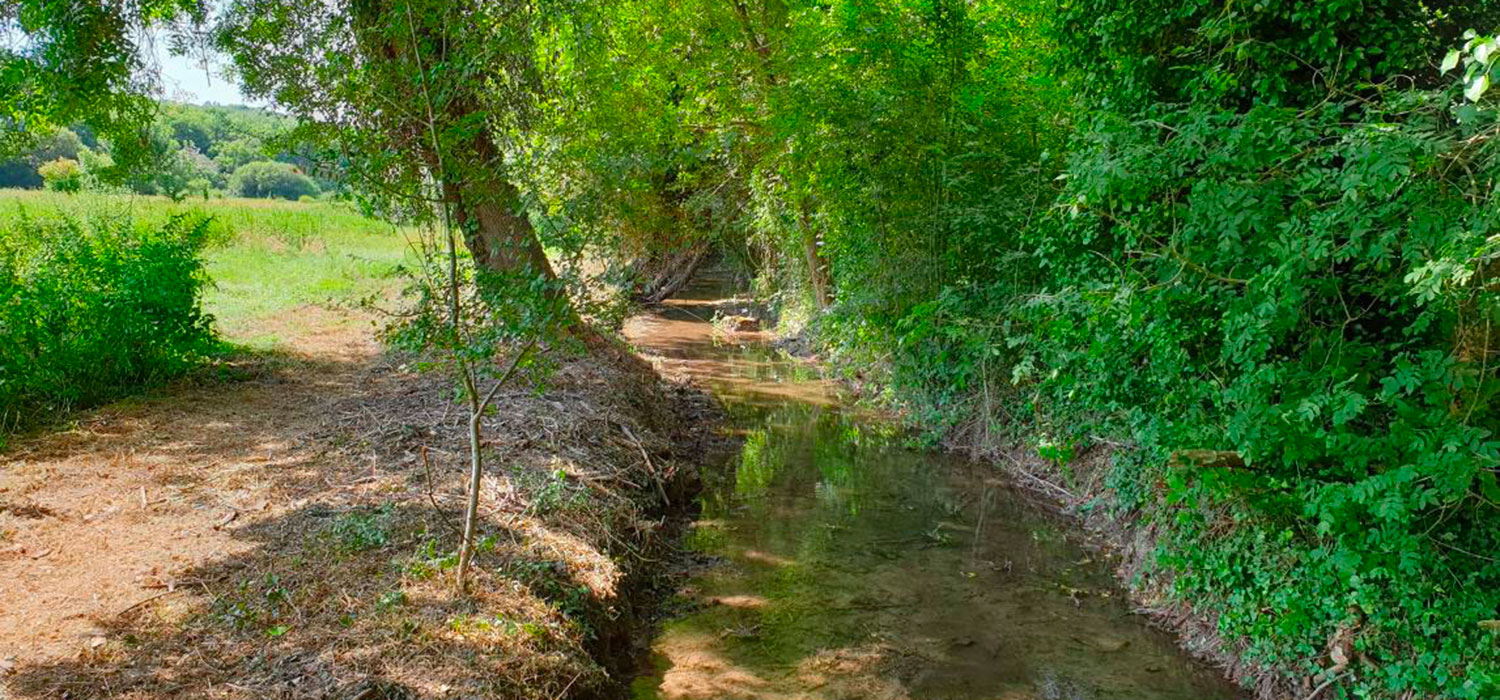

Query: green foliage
(0, 211), (217, 440)
(325, 505), (395, 553)
(1445, 30), (1500, 102)
(228, 161), (319, 200)
(0, 189), (416, 345)
(0, 0), (205, 155)
(538, 0), (1500, 695)
(1051, 0), (1465, 110)
(147, 103), (310, 192)
(0, 128), (85, 189)
(1020, 94), (1500, 696)
(0, 101), (310, 199)
(214, 137), (270, 174)
(805, 4), (1500, 697)
(37, 158), (82, 193)
(536, 0), (1066, 317)
(141, 129), (215, 202)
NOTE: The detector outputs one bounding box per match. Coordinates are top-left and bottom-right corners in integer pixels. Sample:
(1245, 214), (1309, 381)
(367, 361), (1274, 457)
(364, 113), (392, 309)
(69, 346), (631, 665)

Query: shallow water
(623, 279), (1243, 700)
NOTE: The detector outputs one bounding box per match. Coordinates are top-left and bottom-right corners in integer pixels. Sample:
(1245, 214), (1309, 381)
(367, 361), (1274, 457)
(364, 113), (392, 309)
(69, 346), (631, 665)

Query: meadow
(0, 190), (415, 348)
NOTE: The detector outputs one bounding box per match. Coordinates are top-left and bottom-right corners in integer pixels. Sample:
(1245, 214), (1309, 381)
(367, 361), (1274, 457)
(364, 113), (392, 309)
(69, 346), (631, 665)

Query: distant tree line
(4, 102), (329, 201)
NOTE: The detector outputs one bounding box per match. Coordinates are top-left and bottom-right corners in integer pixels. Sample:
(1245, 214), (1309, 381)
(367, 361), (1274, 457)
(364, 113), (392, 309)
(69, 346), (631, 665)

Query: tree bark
(800, 197), (831, 308)
(440, 163), (557, 282)
(350, 0), (562, 292)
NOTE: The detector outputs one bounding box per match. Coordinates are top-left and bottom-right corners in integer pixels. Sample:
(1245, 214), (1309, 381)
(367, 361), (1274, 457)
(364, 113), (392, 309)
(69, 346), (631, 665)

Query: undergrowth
(815, 43), (1500, 700)
(0, 210), (217, 443)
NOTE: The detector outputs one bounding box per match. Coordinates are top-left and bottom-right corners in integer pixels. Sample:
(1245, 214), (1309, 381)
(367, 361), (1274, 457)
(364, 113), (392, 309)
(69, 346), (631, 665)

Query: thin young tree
(216, 0), (578, 591)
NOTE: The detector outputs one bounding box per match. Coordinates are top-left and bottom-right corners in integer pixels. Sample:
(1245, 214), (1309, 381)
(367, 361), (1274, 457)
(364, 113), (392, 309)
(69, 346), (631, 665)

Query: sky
(149, 36), (255, 106)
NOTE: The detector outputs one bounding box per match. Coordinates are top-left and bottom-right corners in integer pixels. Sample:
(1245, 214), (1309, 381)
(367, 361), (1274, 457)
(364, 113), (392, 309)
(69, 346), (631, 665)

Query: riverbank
(1, 313), (721, 699)
(823, 360), (1312, 700)
(623, 279), (1248, 700)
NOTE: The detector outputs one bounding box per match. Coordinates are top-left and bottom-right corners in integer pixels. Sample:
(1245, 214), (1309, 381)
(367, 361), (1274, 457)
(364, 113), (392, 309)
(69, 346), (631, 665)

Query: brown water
(623, 279), (1244, 700)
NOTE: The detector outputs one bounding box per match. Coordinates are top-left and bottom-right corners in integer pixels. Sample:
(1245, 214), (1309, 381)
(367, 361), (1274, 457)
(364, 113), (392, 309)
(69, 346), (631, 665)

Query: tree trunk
(440, 130), (559, 284)
(800, 198), (831, 308)
(442, 173), (556, 280)
(434, 128), (586, 333)
(349, 0), (561, 294)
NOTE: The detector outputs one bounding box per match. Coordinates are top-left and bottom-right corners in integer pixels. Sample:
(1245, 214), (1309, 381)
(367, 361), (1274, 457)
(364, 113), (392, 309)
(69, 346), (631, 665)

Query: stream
(622, 278), (1245, 700)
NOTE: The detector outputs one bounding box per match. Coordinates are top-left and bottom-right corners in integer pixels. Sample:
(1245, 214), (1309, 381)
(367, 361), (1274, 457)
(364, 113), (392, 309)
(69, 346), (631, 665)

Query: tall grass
(0, 190), (417, 346)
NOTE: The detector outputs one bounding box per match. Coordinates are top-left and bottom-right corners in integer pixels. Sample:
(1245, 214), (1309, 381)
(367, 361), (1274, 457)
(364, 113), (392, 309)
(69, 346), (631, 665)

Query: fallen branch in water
(998, 454), (1077, 502)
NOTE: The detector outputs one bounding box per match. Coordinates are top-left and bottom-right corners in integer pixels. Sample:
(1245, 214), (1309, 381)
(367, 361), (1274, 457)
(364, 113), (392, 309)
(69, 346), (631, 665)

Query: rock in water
(724, 315), (761, 332)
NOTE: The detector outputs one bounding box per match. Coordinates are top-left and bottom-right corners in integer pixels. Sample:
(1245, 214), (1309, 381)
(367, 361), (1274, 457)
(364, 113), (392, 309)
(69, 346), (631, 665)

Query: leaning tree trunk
(432, 126), (585, 333)
(349, 0), (564, 308)
(631, 243), (709, 304)
(440, 137), (558, 283)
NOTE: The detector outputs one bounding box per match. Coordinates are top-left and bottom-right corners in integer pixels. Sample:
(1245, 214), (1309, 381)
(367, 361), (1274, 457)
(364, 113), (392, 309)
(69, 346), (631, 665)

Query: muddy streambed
(623, 282), (1243, 700)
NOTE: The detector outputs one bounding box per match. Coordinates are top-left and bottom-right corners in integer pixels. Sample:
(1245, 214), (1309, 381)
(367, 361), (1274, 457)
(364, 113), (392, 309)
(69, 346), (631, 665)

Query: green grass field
(0, 190), (417, 347)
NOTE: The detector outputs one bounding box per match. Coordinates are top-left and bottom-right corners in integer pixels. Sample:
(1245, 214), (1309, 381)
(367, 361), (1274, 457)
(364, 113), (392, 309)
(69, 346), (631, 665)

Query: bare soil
(0, 305), (717, 699)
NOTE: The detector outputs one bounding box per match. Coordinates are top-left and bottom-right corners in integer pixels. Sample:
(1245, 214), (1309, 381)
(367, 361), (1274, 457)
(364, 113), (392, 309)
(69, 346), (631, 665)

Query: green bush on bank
(0, 212), (217, 441)
(830, 5), (1500, 698)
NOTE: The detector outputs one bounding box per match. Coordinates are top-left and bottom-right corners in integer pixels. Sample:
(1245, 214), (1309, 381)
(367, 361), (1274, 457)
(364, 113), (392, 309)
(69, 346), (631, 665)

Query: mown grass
(0, 190), (416, 348)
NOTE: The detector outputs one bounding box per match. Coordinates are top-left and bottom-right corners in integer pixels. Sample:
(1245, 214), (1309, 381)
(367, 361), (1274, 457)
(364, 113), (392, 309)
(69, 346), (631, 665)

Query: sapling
(395, 2), (567, 591)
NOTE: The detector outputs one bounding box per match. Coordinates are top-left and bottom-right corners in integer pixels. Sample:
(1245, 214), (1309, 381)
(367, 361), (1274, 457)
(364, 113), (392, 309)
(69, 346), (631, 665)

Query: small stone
(1093, 637), (1129, 652)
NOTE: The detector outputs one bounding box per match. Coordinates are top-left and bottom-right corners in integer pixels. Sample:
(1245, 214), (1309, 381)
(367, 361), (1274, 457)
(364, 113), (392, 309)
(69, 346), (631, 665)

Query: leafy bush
(1013, 98), (1500, 699)
(228, 161), (319, 200)
(845, 5), (1500, 698)
(0, 212), (217, 440)
(37, 158), (82, 193)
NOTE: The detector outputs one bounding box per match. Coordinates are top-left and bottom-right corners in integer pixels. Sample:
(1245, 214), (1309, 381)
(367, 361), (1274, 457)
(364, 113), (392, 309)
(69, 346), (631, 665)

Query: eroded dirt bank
(0, 308), (719, 699)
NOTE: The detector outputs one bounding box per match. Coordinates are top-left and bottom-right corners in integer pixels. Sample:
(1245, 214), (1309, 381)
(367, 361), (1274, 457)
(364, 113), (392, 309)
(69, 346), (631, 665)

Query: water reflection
(624, 277), (1243, 700)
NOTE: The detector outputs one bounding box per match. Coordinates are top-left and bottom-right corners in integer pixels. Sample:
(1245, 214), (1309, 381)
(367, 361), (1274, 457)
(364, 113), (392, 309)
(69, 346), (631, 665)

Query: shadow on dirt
(3, 345), (716, 700)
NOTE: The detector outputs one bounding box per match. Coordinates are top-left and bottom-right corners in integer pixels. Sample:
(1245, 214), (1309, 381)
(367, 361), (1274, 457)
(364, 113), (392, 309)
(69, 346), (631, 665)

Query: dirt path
(1, 299), (713, 700)
(0, 306), (382, 668)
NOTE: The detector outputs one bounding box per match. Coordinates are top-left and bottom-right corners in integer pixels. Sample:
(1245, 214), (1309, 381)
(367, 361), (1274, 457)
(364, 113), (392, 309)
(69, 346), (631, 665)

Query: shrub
(37, 158), (83, 193)
(0, 213), (217, 441)
(228, 161), (320, 200)
(847, 7), (1500, 698)
(77, 148), (117, 192)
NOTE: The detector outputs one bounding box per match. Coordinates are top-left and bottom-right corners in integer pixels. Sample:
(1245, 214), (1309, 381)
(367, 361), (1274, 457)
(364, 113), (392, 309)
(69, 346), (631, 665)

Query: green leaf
(1466, 73), (1491, 102)
(1442, 49), (1461, 74)
(1332, 393), (1367, 427)
(1479, 471), (1500, 505)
